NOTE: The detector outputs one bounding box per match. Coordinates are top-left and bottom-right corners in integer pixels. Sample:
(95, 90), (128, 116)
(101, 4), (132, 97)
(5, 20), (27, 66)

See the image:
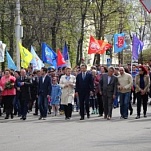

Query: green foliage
(142, 48), (151, 63)
(0, 0), (147, 67)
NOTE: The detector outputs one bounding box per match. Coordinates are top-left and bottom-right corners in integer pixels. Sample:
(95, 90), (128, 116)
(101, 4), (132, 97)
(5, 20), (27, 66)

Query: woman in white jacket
(59, 67), (76, 120)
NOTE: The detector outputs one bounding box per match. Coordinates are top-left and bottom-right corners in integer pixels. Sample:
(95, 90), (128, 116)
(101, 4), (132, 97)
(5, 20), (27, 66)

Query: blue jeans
(119, 92), (131, 118)
(38, 95), (48, 117)
(113, 92), (119, 108)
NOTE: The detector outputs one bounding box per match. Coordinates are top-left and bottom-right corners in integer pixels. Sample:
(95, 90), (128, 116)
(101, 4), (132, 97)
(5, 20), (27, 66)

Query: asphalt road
(0, 105), (151, 151)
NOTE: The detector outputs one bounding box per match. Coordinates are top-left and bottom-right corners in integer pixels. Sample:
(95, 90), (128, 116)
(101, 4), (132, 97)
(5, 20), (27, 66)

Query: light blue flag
(41, 42), (57, 69)
(114, 33), (127, 53)
(6, 51), (17, 71)
(30, 46), (44, 70)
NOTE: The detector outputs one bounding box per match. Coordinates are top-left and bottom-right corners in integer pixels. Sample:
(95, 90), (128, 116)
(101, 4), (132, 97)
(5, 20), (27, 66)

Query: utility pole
(15, 0), (22, 70)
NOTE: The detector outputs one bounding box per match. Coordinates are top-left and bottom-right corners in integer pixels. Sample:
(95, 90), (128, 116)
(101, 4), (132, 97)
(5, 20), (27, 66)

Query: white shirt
(42, 74), (47, 83)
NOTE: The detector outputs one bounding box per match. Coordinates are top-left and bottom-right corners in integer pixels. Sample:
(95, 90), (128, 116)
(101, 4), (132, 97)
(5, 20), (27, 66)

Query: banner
(114, 33), (127, 53)
(41, 42), (57, 69)
(57, 49), (66, 67)
(6, 51), (17, 71)
(88, 36), (101, 54)
(30, 46), (44, 70)
(97, 40), (112, 54)
(19, 42), (33, 69)
(132, 35), (144, 60)
(62, 42), (71, 67)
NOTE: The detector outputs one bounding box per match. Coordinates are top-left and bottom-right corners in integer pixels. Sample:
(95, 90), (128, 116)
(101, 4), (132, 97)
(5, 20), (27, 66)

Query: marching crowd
(0, 62), (151, 121)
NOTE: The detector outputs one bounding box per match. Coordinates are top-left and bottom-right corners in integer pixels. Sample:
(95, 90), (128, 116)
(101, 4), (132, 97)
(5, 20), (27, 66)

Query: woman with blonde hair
(59, 67), (76, 120)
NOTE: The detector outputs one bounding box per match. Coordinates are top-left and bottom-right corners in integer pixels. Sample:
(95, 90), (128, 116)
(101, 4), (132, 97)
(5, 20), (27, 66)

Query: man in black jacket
(75, 64), (94, 120)
(18, 69), (31, 120)
(38, 67), (51, 120)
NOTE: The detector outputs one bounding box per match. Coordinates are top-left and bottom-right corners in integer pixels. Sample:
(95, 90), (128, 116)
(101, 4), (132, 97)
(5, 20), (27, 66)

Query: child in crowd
(50, 77), (62, 116)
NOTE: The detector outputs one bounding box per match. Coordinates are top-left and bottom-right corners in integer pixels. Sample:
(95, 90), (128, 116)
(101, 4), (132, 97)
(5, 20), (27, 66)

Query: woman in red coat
(0, 69), (16, 119)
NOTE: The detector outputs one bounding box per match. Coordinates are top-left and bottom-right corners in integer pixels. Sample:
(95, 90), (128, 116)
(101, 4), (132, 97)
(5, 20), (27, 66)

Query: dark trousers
(3, 95), (14, 117)
(129, 101), (133, 112)
(20, 99), (28, 118)
(102, 95), (113, 117)
(34, 98), (38, 114)
(136, 92), (148, 116)
(97, 93), (104, 115)
(131, 87), (136, 104)
(64, 104), (72, 118)
(79, 94), (90, 119)
(90, 97), (98, 110)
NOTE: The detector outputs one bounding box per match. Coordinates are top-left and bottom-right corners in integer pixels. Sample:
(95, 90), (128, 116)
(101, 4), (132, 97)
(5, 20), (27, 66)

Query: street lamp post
(15, 0), (21, 70)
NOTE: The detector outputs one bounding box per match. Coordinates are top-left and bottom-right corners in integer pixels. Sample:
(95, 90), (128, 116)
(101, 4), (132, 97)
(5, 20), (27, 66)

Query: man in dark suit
(38, 67), (51, 120)
(100, 66), (117, 120)
(75, 64), (94, 120)
(18, 69), (32, 120)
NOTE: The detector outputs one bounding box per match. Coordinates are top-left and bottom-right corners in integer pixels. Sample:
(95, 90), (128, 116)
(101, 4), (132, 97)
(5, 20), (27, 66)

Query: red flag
(88, 36), (101, 54)
(97, 40), (112, 54)
(118, 36), (124, 48)
(57, 49), (66, 67)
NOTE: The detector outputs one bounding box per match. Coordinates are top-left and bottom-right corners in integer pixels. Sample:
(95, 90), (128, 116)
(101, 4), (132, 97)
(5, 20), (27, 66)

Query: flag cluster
(1, 33), (145, 71)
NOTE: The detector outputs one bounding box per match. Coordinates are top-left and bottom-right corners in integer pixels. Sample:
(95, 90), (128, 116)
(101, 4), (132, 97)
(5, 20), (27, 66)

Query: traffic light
(106, 49), (111, 55)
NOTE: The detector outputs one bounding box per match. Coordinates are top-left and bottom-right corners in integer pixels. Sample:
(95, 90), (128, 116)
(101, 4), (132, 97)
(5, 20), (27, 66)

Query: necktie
(82, 73), (85, 80)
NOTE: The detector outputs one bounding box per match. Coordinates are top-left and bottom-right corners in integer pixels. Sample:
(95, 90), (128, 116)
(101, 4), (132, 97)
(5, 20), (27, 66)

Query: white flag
(30, 45), (44, 70)
(0, 41), (6, 62)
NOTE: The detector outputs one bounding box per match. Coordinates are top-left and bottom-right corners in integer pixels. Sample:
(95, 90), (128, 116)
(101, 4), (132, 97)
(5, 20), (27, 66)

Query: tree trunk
(1, 0), (5, 71)
(51, 22), (57, 51)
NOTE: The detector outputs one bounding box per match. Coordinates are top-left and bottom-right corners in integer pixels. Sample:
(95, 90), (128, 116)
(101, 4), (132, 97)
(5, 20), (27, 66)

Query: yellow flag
(19, 42), (33, 68)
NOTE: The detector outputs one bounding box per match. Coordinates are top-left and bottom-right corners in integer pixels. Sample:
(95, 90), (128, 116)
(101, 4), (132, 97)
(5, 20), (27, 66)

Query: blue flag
(62, 42), (71, 67)
(42, 42), (57, 68)
(114, 33), (127, 53)
(6, 51), (17, 71)
(132, 35), (144, 60)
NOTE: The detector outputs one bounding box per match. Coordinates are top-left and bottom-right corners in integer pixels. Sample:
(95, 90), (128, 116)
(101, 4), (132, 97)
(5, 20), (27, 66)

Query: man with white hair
(100, 66), (117, 120)
(118, 67), (133, 119)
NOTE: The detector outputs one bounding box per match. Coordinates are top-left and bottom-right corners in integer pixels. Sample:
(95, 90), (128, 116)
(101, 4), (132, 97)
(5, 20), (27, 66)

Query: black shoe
(20, 117), (23, 120)
(135, 116), (140, 119)
(144, 115), (147, 118)
(87, 115), (90, 119)
(11, 114), (14, 119)
(65, 117), (70, 120)
(80, 118), (84, 120)
(23, 117), (26, 120)
(130, 109), (133, 115)
(13, 112), (17, 116)
(5, 116), (9, 119)
(123, 117), (128, 119)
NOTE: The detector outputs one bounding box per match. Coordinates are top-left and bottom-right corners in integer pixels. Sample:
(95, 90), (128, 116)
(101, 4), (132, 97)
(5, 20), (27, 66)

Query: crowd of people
(0, 61), (151, 121)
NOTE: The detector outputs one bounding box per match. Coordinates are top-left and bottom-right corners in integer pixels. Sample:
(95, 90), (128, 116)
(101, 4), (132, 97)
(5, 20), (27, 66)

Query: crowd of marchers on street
(0, 61), (151, 121)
